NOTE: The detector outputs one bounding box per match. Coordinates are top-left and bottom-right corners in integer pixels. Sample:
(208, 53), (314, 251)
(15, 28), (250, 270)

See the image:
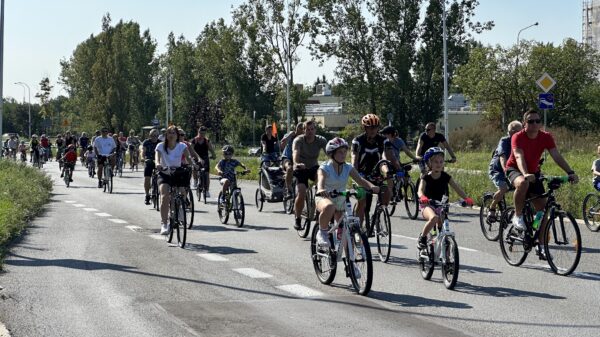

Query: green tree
(35, 77), (54, 120)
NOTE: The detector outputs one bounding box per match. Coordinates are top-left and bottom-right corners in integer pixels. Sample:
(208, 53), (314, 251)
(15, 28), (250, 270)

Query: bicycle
(499, 175), (581, 276)
(283, 176), (297, 215)
(32, 148), (42, 169)
(582, 191), (600, 232)
(159, 167), (190, 248)
(151, 168), (160, 211)
(295, 182), (317, 238)
(479, 190), (514, 241)
(218, 170), (249, 227)
(101, 154), (115, 194)
(194, 164), (209, 204)
(388, 161), (419, 219)
(63, 162), (73, 187)
(310, 188), (373, 296)
(87, 158), (96, 178)
(418, 196), (465, 290)
(130, 148), (139, 172)
(184, 181), (195, 229)
(115, 152), (124, 177)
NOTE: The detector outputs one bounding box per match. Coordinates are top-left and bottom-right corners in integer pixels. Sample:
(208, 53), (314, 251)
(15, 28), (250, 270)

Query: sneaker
(487, 209), (497, 223)
(294, 217), (302, 230)
(160, 223), (169, 235)
(512, 215), (526, 231)
(316, 229), (330, 248)
(417, 234), (427, 249)
(144, 195), (150, 205)
(205, 191), (211, 198)
(69, 178), (73, 182)
(97, 181), (103, 188)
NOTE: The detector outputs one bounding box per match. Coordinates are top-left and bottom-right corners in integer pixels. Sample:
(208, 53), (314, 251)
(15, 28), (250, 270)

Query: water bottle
(442, 220), (450, 233)
(532, 211), (544, 230)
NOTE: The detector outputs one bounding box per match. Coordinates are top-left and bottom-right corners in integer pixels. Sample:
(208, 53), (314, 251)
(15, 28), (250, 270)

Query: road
(0, 161), (599, 337)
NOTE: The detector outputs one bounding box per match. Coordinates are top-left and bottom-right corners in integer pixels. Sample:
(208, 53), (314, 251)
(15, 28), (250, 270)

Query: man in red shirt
(60, 144), (78, 182)
(505, 109), (578, 242)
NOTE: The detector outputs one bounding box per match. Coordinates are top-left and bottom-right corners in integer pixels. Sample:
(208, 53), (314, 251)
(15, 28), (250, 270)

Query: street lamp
(252, 110), (256, 148)
(15, 82), (31, 138)
(513, 22), (539, 127)
(442, 0), (449, 142)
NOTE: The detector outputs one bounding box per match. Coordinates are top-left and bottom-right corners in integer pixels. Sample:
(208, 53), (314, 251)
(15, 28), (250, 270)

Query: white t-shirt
(94, 136), (117, 156)
(156, 142), (187, 168)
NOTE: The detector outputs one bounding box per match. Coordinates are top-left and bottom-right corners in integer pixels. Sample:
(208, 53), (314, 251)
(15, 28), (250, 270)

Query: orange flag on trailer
(272, 122), (277, 136)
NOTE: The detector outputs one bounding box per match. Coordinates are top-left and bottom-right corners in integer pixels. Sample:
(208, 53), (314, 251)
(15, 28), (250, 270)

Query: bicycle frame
(427, 198), (456, 264)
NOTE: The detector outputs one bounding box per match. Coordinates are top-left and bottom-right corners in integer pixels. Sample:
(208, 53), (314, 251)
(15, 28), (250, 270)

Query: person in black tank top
(416, 147), (473, 249)
(191, 127), (216, 196)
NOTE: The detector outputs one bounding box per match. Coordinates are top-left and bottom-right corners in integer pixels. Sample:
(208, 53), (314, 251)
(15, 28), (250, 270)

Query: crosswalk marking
(276, 284), (324, 298)
(95, 213), (112, 217)
(197, 253), (229, 262)
(233, 268), (273, 279)
(83, 208), (99, 212)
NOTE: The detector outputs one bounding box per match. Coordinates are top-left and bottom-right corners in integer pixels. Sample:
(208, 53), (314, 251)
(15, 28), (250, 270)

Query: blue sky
(1, 0), (583, 102)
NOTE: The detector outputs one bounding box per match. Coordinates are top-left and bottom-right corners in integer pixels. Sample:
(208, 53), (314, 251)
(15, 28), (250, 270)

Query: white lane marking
(125, 225), (141, 231)
(73, 204), (86, 207)
(392, 234), (478, 252)
(233, 268), (273, 279)
(64, 200), (76, 203)
(149, 234), (165, 240)
(83, 208), (99, 212)
(276, 284), (324, 298)
(109, 219), (128, 224)
(95, 213), (112, 217)
(197, 253), (229, 262)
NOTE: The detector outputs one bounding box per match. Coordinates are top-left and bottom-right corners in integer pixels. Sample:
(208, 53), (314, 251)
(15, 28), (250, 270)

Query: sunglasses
(527, 119), (542, 124)
(426, 128), (434, 132)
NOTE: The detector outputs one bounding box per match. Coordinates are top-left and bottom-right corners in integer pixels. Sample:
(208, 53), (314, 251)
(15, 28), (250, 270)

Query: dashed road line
(64, 200), (76, 203)
(197, 253), (229, 262)
(125, 225), (141, 231)
(73, 204), (86, 207)
(149, 234), (165, 240)
(233, 268), (273, 279)
(108, 219), (128, 224)
(94, 213), (112, 217)
(83, 208), (99, 212)
(276, 284), (324, 298)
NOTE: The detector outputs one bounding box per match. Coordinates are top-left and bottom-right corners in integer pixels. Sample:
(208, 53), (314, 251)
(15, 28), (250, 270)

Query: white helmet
(325, 137), (349, 156)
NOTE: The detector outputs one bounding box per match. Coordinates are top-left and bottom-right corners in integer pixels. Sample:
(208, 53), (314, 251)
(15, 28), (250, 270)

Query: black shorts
(97, 155), (109, 166)
(158, 167), (191, 187)
(144, 160), (155, 177)
(199, 157), (210, 170)
(506, 168), (545, 196)
(293, 165), (319, 186)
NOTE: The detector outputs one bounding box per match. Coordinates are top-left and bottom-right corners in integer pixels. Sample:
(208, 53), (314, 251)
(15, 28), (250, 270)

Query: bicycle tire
(234, 191), (245, 227)
(404, 180), (418, 220)
(298, 187), (313, 238)
(186, 188), (195, 229)
(283, 184), (295, 214)
(388, 180), (399, 216)
(479, 194), (501, 241)
(441, 235), (460, 289)
(375, 207), (392, 263)
(64, 169), (70, 187)
(419, 242), (435, 280)
(310, 225), (336, 284)
(218, 191), (229, 224)
(348, 229), (373, 296)
(108, 170), (113, 193)
(167, 211), (175, 244)
(152, 177), (159, 211)
(499, 208), (528, 266)
(545, 210), (581, 276)
(176, 198), (187, 248)
(582, 193), (600, 232)
(255, 188), (264, 212)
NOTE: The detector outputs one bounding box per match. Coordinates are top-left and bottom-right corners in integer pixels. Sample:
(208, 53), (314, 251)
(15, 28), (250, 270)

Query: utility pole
(15, 82), (31, 138)
(0, 0), (5, 146)
(442, 0), (449, 142)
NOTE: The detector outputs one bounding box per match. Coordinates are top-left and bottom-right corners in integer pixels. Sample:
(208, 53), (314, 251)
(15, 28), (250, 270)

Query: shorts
(219, 177), (237, 186)
(420, 205), (443, 218)
(489, 170), (509, 189)
(198, 157), (210, 170)
(63, 162), (75, 170)
(315, 195), (345, 211)
(158, 167), (191, 187)
(594, 181), (600, 192)
(97, 155), (110, 166)
(506, 168), (545, 196)
(293, 165), (319, 187)
(144, 160), (155, 177)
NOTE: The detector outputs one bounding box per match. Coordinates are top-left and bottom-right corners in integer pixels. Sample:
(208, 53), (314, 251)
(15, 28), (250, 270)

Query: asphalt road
(0, 161), (599, 337)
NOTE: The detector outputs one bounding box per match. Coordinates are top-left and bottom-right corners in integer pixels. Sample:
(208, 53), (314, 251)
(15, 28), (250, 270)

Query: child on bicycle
(592, 145), (600, 191)
(215, 145), (249, 204)
(84, 146), (97, 175)
(417, 147), (473, 249)
(314, 138), (380, 247)
(60, 144), (78, 182)
(18, 141), (27, 161)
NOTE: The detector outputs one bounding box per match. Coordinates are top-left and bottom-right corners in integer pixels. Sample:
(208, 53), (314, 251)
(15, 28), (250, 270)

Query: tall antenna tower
(583, 0), (600, 50)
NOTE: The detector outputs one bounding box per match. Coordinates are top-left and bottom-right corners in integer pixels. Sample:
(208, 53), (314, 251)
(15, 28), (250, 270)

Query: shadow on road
(242, 224), (288, 231)
(184, 243), (257, 255)
(192, 225), (247, 232)
(369, 290), (473, 309)
(455, 281), (566, 299)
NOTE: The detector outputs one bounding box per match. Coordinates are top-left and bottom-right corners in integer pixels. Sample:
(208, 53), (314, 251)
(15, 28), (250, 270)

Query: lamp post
(513, 22), (539, 128)
(442, 0), (449, 142)
(252, 110), (256, 148)
(15, 82), (31, 138)
(0, 0), (5, 144)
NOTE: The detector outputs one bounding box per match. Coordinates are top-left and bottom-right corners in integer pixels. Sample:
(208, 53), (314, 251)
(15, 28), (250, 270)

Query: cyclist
(18, 141), (27, 161)
(117, 132), (128, 166)
(78, 132), (90, 163)
(55, 134), (65, 161)
(292, 120), (328, 230)
(215, 145), (250, 204)
(191, 126), (217, 195)
(506, 109), (578, 259)
(486, 120), (523, 222)
(381, 126), (418, 171)
(156, 126), (199, 235)
(417, 147), (473, 249)
(84, 145), (97, 177)
(94, 128), (117, 188)
(60, 144), (78, 182)
(261, 125), (279, 162)
(29, 134), (40, 163)
(314, 138), (380, 247)
(64, 130), (76, 147)
(593, 145), (600, 191)
(40, 134), (50, 161)
(127, 130), (141, 169)
(142, 129), (160, 204)
(6, 135), (18, 160)
(415, 122), (457, 174)
(280, 123), (305, 199)
(91, 130), (101, 144)
(351, 114), (394, 227)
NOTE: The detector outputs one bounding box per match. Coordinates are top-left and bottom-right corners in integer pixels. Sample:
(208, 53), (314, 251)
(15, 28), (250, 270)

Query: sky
(1, 0), (584, 103)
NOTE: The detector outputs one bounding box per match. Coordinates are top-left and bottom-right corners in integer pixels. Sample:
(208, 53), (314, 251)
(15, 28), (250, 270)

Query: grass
(0, 159), (53, 261)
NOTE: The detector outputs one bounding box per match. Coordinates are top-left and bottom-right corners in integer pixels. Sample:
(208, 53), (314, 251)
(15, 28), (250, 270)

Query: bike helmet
(32, 134), (38, 138)
(325, 137), (349, 156)
(361, 114), (380, 127)
(222, 145), (234, 155)
(423, 147), (444, 163)
(87, 145), (93, 150)
(381, 126), (397, 135)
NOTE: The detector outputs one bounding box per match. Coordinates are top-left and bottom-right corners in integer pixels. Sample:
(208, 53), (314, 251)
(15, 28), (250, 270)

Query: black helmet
(381, 126), (397, 135)
(222, 145), (234, 155)
(87, 145), (93, 150)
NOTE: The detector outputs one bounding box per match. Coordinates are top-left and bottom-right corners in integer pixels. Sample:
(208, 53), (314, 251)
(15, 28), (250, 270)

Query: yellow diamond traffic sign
(536, 73), (556, 93)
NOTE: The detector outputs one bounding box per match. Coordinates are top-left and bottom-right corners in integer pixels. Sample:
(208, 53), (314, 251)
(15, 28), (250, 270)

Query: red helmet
(361, 114), (380, 127)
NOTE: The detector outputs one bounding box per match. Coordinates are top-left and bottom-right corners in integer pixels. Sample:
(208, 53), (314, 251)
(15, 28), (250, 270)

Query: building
(436, 93), (484, 132)
(304, 84), (353, 130)
(583, 0), (600, 50)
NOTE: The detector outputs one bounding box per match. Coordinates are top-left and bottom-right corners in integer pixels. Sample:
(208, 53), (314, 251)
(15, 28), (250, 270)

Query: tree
(35, 77), (54, 120)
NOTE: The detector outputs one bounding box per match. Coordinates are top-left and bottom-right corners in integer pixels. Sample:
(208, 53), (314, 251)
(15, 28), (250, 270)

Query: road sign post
(536, 73), (556, 133)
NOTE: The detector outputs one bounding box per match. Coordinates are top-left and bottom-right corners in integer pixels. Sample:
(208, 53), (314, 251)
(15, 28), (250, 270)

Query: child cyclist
(417, 147), (473, 249)
(60, 144), (78, 182)
(84, 145), (97, 176)
(592, 145), (600, 191)
(215, 145), (250, 204)
(314, 137), (380, 247)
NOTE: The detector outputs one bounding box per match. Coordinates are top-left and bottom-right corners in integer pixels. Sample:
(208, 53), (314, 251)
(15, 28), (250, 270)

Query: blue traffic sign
(152, 118), (159, 126)
(538, 93), (555, 110)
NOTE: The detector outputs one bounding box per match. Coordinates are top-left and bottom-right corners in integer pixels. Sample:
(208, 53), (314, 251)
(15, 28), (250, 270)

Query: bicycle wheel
(283, 185), (295, 214)
(582, 193), (600, 232)
(418, 242), (435, 280)
(233, 192), (245, 227)
(176, 198), (187, 248)
(255, 188), (264, 212)
(387, 182), (398, 216)
(108, 170), (113, 193)
(347, 228), (373, 296)
(404, 180), (418, 220)
(217, 192), (229, 224)
(499, 208), (528, 266)
(166, 210), (175, 244)
(152, 178), (159, 211)
(375, 208), (392, 263)
(310, 225), (336, 284)
(545, 210), (581, 276)
(64, 169), (70, 187)
(441, 235), (460, 290)
(298, 188), (313, 238)
(479, 194), (501, 241)
(186, 188), (195, 229)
